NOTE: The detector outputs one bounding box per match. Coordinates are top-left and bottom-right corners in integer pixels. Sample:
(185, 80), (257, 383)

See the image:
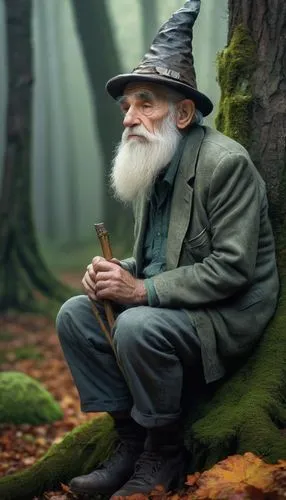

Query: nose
(123, 106), (141, 128)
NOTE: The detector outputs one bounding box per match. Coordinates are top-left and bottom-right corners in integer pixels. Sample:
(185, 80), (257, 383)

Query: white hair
(160, 87), (204, 126)
(111, 110), (181, 203)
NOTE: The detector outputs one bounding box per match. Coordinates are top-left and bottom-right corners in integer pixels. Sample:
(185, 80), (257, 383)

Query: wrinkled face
(118, 83), (172, 136)
(110, 83), (195, 204)
(110, 84), (182, 203)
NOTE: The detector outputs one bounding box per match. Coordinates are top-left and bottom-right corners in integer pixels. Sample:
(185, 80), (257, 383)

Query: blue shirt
(142, 137), (186, 305)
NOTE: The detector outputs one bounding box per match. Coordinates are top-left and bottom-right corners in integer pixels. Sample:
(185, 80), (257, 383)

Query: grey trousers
(56, 295), (203, 428)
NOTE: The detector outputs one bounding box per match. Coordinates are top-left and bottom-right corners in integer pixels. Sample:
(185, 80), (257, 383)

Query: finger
(87, 263), (96, 281)
(92, 256), (106, 268)
(93, 260), (118, 272)
(97, 288), (119, 302)
(96, 288), (111, 300)
(111, 258), (121, 266)
(83, 271), (95, 288)
(95, 271), (113, 282)
(87, 290), (97, 301)
(82, 275), (96, 296)
(85, 273), (97, 291)
(96, 279), (112, 292)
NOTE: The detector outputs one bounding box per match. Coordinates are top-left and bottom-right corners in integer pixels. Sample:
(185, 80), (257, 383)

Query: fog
(0, 0), (227, 248)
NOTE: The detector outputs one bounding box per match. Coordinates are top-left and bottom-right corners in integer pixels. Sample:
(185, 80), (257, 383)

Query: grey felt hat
(106, 0), (213, 117)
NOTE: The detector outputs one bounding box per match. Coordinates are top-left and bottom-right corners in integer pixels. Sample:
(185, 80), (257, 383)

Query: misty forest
(0, 0), (286, 499)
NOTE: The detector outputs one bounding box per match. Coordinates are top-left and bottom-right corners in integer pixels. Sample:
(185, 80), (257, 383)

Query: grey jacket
(123, 125), (279, 383)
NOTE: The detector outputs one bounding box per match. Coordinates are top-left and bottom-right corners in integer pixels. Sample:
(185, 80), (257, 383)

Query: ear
(175, 99), (196, 129)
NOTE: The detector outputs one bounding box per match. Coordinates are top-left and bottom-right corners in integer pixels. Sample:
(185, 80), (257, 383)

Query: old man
(56, 1), (279, 498)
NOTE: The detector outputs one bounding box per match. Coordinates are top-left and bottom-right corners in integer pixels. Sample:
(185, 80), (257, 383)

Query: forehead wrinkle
(120, 89), (158, 104)
(134, 90), (156, 102)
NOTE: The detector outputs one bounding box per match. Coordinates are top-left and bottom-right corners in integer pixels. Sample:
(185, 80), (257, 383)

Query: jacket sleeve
(151, 153), (262, 308)
(120, 257), (137, 276)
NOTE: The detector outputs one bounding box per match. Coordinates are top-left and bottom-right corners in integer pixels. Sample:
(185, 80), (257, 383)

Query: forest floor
(1, 270), (286, 500)
(0, 272), (97, 499)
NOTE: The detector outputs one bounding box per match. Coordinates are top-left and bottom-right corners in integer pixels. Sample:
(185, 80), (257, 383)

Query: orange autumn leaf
(186, 472), (200, 487)
(189, 452), (286, 499)
(60, 482), (71, 493)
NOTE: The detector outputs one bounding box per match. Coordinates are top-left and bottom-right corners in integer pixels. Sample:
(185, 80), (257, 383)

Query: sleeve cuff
(144, 278), (160, 307)
(120, 261), (130, 271)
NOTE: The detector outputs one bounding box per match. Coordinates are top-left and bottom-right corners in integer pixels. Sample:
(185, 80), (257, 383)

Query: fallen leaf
(186, 472), (200, 487)
(192, 452), (285, 499)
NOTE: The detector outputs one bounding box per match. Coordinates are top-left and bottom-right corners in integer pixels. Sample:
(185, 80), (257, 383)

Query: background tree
(140, 0), (159, 50)
(0, 0), (71, 312)
(1, 0), (286, 497)
(71, 0), (132, 236)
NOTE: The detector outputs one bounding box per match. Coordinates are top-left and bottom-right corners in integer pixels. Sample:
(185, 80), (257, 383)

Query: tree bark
(0, 0), (71, 311)
(140, 0), (159, 50)
(220, 0), (286, 237)
(71, 0), (132, 237)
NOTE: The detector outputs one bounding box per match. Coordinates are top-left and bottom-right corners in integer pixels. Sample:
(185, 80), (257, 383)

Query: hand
(92, 258), (147, 305)
(82, 256), (106, 300)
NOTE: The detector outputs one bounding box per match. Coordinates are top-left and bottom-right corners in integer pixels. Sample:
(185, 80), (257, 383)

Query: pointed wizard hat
(106, 0), (213, 116)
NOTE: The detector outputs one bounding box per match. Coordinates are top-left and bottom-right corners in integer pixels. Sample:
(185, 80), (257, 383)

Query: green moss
(275, 166), (286, 252)
(11, 346), (43, 361)
(184, 279), (286, 471)
(0, 371), (63, 425)
(215, 25), (256, 149)
(0, 414), (116, 500)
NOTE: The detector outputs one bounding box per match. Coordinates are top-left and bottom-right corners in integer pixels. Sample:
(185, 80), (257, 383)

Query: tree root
(185, 282), (286, 471)
(0, 415), (116, 500)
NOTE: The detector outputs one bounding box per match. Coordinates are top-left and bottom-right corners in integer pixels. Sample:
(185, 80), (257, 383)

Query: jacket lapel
(133, 195), (149, 274)
(166, 126), (205, 269)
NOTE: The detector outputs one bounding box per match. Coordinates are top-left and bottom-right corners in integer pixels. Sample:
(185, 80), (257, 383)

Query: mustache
(122, 125), (158, 143)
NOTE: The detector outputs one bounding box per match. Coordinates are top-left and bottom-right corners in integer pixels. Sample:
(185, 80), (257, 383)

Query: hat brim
(106, 73), (213, 117)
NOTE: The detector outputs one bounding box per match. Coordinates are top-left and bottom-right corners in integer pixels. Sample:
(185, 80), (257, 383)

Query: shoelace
(131, 452), (163, 485)
(99, 441), (141, 471)
(98, 442), (126, 471)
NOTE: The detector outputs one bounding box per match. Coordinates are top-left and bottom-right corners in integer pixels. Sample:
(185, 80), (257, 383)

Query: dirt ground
(0, 273), (100, 499)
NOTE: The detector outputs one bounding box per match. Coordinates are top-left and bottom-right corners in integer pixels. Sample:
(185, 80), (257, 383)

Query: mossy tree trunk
(71, 0), (133, 238)
(0, 0), (71, 312)
(216, 0), (286, 240)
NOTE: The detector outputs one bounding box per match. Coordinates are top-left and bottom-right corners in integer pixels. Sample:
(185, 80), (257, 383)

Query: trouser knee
(113, 307), (154, 358)
(56, 295), (86, 344)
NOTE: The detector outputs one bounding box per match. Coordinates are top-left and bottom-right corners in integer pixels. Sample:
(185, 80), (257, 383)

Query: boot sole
(111, 463), (186, 498)
(70, 484), (116, 496)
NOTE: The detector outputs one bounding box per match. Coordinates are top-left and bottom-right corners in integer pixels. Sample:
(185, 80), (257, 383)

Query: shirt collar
(156, 135), (187, 188)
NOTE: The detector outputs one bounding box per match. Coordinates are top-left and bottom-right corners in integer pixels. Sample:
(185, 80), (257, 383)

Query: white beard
(110, 112), (182, 203)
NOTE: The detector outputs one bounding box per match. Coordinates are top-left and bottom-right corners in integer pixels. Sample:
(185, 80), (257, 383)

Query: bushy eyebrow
(117, 90), (156, 106)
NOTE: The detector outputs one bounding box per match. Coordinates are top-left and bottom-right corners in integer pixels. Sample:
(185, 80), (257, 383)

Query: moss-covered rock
(0, 371), (63, 425)
(215, 24), (256, 149)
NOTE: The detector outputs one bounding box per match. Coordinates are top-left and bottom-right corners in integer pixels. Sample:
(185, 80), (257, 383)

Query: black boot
(110, 421), (186, 499)
(69, 417), (146, 496)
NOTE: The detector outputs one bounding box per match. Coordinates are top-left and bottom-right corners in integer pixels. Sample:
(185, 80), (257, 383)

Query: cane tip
(94, 223), (107, 236)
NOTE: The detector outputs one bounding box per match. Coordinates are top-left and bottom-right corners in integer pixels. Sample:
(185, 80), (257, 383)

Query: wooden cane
(94, 223), (115, 331)
(90, 302), (113, 347)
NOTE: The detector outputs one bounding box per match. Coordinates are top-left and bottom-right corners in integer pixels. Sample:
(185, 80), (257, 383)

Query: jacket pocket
(186, 227), (209, 247)
(184, 227), (211, 262)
